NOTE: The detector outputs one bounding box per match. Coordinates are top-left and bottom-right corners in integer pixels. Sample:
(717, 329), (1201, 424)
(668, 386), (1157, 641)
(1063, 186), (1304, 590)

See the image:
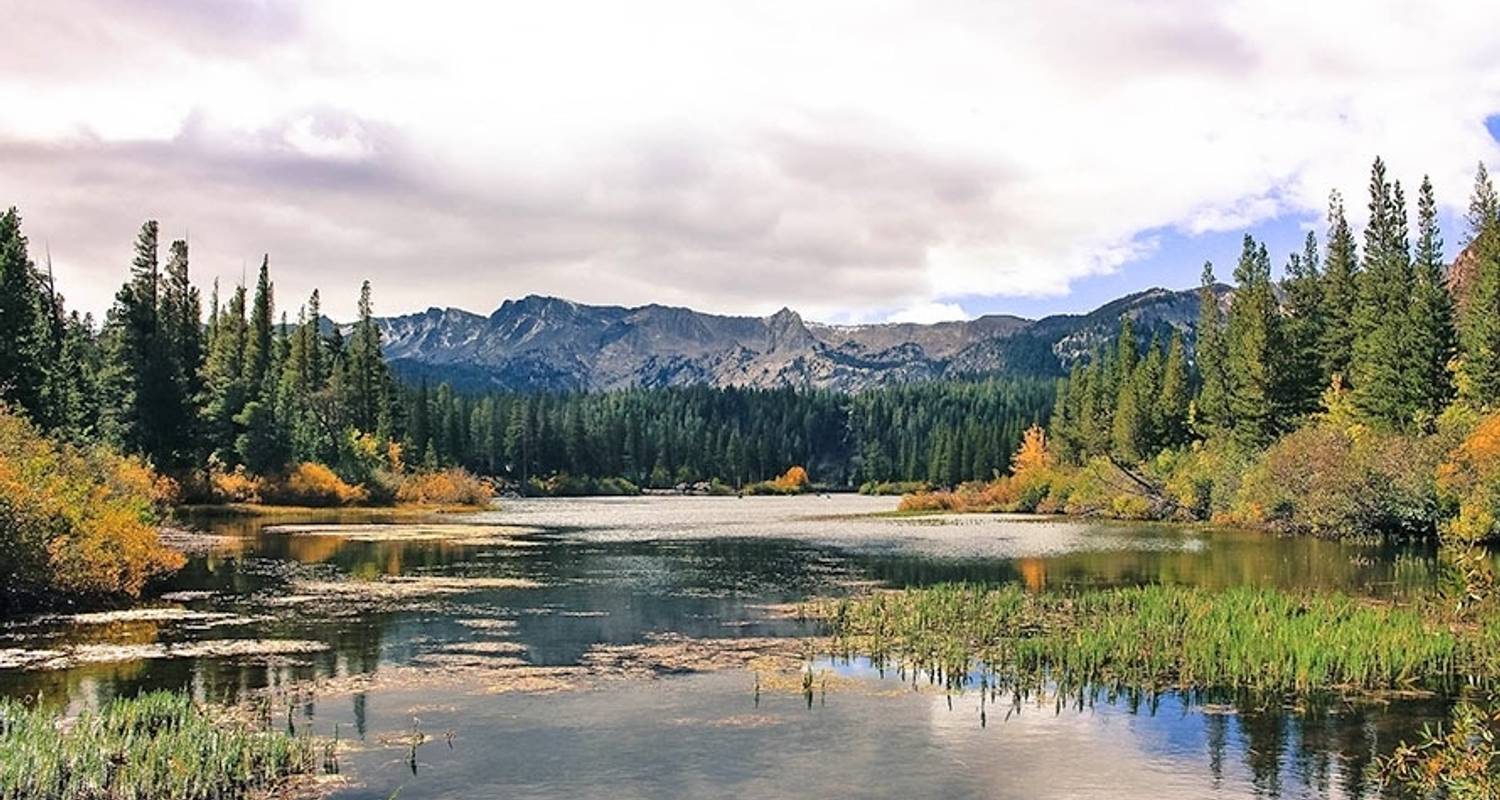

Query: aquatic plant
(815, 584), (1498, 696)
(0, 690), (329, 800)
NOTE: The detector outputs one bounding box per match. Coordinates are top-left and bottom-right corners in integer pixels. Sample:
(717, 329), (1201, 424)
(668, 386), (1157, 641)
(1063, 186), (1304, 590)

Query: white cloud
(885, 302), (969, 324)
(1, 0), (1498, 321)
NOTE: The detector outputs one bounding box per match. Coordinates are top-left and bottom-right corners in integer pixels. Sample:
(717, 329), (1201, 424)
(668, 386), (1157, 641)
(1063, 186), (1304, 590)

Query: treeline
(394, 378), (1055, 489)
(1053, 158), (1499, 462)
(0, 211), (1053, 494)
(0, 214), (418, 499)
(911, 157), (1500, 542)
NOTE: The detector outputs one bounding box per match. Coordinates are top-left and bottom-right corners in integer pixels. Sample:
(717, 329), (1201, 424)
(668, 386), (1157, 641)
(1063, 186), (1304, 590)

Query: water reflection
(0, 498), (1476, 798)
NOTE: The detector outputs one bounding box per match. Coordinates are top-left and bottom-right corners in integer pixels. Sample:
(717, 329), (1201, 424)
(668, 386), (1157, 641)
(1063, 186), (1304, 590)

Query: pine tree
(201, 283), (250, 465)
(1407, 176), (1457, 422)
(1157, 331), (1190, 448)
(0, 208), (49, 418)
(98, 220), (181, 464)
(158, 238), (203, 463)
(1193, 262), (1231, 437)
(343, 281), (391, 435)
(1224, 235), (1281, 447)
(53, 312), (100, 441)
(1465, 162), (1498, 246)
(1109, 317), (1143, 462)
(243, 256), (274, 397)
(1459, 163), (1500, 408)
(1350, 159), (1418, 427)
(1280, 231), (1324, 419)
(1319, 191), (1360, 383)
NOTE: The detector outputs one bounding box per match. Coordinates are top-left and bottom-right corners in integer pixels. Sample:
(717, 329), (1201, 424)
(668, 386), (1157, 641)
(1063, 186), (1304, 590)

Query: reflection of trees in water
(854, 534), (1442, 597)
(1190, 692), (1448, 798)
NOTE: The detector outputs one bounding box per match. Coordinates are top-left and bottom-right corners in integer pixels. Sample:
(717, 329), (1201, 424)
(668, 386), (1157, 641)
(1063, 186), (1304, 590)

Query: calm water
(0, 496), (1458, 798)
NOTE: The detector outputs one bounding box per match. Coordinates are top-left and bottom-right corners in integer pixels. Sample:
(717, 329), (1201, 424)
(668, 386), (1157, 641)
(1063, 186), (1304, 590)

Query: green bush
(1231, 424), (1442, 537)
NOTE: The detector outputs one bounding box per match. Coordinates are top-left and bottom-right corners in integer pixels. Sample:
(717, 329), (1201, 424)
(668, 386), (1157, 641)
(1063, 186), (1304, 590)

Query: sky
(2, 1), (1499, 324)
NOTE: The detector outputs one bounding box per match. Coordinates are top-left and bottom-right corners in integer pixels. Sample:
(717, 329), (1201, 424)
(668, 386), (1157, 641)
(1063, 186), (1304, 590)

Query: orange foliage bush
(209, 466), (263, 503)
(898, 426), (1060, 513)
(0, 406), (183, 608)
(395, 468), (492, 506)
(772, 465), (810, 492)
(1437, 413), (1500, 542)
(262, 462), (369, 507)
(746, 465), (813, 495)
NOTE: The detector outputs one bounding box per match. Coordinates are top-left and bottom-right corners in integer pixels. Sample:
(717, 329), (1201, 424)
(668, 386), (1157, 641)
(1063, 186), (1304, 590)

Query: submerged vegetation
(0, 691), (330, 800)
(815, 583), (1500, 696)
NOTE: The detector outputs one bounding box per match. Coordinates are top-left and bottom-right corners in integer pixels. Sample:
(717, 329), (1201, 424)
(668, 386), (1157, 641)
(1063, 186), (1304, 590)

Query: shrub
(208, 465), (263, 503)
(1232, 424), (1441, 537)
(0, 406), (183, 609)
(395, 467), (493, 506)
(859, 480), (928, 496)
(1437, 412), (1500, 543)
(262, 462), (369, 507)
(745, 465), (813, 495)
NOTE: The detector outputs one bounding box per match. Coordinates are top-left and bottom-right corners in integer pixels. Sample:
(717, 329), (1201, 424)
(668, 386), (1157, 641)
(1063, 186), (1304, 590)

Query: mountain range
(371, 285), (1224, 393)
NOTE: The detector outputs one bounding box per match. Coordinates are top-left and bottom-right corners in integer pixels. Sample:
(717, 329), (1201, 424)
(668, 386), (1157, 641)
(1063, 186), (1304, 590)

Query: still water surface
(0, 496), (1456, 798)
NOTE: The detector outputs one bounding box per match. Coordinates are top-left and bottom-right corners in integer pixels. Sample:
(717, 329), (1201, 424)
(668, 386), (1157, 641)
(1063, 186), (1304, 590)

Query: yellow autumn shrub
(263, 462), (369, 507)
(395, 468), (492, 506)
(1437, 413), (1500, 543)
(0, 406), (183, 608)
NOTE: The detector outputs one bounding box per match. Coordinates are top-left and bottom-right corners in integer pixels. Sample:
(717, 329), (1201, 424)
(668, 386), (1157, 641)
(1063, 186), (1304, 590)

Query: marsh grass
(813, 584), (1500, 697)
(0, 690), (329, 800)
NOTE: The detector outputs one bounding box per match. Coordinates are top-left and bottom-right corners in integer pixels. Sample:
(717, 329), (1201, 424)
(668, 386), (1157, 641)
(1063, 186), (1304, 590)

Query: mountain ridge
(370, 286), (1226, 392)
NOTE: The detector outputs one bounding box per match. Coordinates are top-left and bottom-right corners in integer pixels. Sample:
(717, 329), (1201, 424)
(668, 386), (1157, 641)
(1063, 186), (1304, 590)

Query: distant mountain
(372, 286), (1225, 392)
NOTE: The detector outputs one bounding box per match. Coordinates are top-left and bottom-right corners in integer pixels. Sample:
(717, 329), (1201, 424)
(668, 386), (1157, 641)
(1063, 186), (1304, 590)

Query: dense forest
(0, 214), (409, 497)
(397, 378), (1053, 490)
(0, 211), (1053, 495)
(912, 158), (1500, 545)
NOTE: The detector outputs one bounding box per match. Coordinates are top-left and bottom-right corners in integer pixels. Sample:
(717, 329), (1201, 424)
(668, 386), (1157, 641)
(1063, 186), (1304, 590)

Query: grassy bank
(812, 584), (1500, 696)
(0, 691), (331, 800)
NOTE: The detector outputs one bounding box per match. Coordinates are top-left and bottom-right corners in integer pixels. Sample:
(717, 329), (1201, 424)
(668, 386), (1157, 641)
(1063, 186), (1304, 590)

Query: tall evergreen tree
(201, 283), (250, 465)
(0, 208), (48, 418)
(242, 256), (274, 396)
(1319, 191), (1360, 384)
(1193, 262), (1231, 437)
(1407, 176), (1457, 421)
(343, 281), (391, 435)
(98, 220), (184, 464)
(1224, 236), (1282, 447)
(1156, 331), (1190, 448)
(1280, 231), (1324, 418)
(1350, 159), (1418, 427)
(1110, 317), (1143, 462)
(1459, 163), (1500, 407)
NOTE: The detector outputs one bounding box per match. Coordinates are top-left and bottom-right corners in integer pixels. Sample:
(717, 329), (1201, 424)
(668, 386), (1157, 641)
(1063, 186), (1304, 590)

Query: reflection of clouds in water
(488, 495), (1203, 560)
(921, 690), (1268, 799)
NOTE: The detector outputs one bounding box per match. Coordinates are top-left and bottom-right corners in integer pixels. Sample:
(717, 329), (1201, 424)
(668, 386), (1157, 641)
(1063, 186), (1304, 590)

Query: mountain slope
(374, 287), (1220, 392)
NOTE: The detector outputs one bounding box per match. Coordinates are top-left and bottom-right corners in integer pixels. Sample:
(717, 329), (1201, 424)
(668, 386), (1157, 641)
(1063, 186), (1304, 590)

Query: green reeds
(0, 690), (325, 800)
(815, 584), (1498, 697)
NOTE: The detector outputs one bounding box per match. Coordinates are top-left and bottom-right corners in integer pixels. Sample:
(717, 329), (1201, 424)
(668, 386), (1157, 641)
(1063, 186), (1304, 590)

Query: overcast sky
(3, 1), (1499, 323)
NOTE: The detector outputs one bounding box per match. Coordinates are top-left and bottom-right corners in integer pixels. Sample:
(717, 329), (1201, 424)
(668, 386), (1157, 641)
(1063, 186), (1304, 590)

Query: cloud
(885, 302), (969, 324)
(1, 0), (1499, 321)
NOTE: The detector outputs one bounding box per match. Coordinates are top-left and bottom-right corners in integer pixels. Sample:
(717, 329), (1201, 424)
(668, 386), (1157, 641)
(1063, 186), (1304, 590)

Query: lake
(0, 495), (1456, 798)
